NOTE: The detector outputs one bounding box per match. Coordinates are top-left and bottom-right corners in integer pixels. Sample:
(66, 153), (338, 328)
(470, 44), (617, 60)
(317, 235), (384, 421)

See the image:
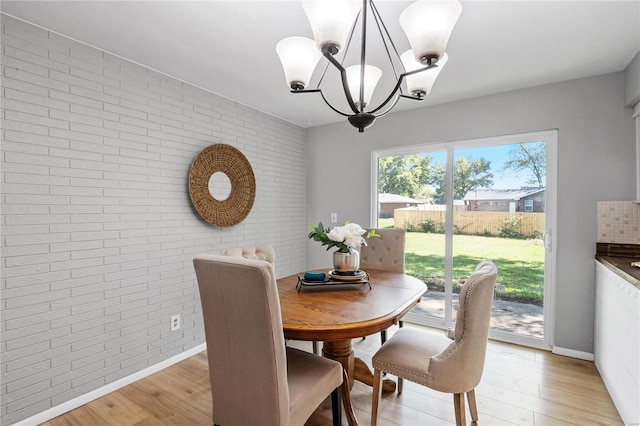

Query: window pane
(376, 151), (447, 323)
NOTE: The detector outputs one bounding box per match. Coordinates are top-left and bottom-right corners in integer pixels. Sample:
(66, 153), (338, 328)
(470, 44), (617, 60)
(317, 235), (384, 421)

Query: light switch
(331, 213), (337, 223)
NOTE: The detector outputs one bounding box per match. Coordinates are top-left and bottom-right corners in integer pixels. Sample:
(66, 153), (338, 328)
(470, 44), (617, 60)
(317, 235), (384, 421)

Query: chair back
(193, 254), (289, 425)
(224, 244), (275, 270)
(428, 261), (497, 393)
(360, 228), (405, 272)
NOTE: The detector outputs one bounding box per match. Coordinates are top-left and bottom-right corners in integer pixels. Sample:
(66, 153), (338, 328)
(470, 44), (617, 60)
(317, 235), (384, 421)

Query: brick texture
(1, 15), (307, 424)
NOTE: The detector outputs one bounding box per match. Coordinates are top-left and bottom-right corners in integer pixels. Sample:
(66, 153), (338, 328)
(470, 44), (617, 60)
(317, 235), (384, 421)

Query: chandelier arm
(318, 91), (353, 117)
(401, 94), (427, 101)
(370, 1), (401, 81)
(406, 63), (437, 75)
(315, 10), (360, 102)
(371, 64), (437, 114)
(316, 58), (332, 88)
(368, 64), (435, 115)
(372, 92), (402, 118)
(368, 74), (405, 115)
(290, 88), (352, 117)
(290, 89), (322, 94)
(323, 52), (360, 115)
(340, 10), (360, 69)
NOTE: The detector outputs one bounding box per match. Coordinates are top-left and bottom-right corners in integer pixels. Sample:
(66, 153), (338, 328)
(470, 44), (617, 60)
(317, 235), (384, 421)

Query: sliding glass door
(372, 131), (556, 349)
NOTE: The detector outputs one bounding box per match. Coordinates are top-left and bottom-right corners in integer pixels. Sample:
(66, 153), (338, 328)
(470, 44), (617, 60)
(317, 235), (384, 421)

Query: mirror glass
(208, 172), (232, 201)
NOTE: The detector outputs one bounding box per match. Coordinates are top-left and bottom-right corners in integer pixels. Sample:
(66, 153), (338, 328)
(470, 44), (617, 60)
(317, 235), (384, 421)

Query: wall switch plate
(170, 314), (180, 331)
(331, 212), (337, 223)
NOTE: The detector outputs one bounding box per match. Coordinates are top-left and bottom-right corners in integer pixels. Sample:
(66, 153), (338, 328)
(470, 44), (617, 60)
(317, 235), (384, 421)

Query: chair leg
(466, 389), (478, 422)
(453, 393), (466, 426)
(312, 341), (319, 355)
(371, 368), (383, 426)
(397, 376), (403, 394)
(331, 385), (342, 426)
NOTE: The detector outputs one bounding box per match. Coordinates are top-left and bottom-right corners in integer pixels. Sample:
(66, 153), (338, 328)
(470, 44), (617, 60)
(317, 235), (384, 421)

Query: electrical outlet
(170, 314), (180, 331)
(331, 212), (337, 223)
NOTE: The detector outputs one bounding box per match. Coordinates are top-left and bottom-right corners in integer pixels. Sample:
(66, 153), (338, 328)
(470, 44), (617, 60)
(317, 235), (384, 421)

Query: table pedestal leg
(321, 339), (398, 426)
(354, 358), (396, 393)
(322, 340), (358, 426)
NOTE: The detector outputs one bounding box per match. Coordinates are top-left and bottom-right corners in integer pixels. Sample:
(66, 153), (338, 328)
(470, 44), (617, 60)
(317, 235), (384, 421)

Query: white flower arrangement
(308, 222), (379, 253)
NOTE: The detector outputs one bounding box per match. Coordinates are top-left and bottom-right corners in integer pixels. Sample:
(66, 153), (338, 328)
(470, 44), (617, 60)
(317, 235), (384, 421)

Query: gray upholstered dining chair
(223, 244), (320, 355)
(193, 254), (343, 426)
(360, 228), (406, 344)
(370, 261), (498, 426)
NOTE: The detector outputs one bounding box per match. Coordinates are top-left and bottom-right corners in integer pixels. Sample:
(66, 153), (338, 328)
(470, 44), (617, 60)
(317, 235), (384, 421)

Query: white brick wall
(0, 15), (308, 424)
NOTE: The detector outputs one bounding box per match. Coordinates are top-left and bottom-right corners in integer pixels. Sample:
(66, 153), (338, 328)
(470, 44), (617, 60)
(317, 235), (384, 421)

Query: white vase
(333, 250), (360, 273)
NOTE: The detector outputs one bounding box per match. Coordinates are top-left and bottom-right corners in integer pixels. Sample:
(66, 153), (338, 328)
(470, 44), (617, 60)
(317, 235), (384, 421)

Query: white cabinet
(635, 103), (639, 200)
(595, 261), (640, 425)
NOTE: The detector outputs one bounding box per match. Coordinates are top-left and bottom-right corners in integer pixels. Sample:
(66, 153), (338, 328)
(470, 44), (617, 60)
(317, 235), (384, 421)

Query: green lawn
(376, 219), (544, 305)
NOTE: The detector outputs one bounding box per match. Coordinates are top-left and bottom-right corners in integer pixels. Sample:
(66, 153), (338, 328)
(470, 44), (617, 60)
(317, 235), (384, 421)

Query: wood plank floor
(42, 324), (622, 426)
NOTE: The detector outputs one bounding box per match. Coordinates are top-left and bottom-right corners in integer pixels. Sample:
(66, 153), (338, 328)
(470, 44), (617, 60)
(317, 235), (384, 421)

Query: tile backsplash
(597, 201), (640, 244)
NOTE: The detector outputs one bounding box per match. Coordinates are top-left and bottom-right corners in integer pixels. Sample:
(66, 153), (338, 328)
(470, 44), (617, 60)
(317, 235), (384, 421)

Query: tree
(503, 142), (546, 187)
(378, 154), (432, 198)
(432, 156), (494, 203)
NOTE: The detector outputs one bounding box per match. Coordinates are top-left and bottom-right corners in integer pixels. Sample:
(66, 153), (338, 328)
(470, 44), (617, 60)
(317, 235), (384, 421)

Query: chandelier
(276, 0), (462, 132)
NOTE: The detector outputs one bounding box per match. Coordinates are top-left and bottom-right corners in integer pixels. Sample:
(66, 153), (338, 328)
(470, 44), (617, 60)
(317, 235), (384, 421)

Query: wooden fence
(394, 208), (545, 237)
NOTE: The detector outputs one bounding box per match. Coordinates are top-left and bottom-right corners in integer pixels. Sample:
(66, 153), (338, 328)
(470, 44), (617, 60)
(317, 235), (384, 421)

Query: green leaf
(368, 229), (380, 238)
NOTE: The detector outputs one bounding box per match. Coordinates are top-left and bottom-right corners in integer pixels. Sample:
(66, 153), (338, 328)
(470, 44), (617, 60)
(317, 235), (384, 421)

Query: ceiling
(2, 1), (639, 129)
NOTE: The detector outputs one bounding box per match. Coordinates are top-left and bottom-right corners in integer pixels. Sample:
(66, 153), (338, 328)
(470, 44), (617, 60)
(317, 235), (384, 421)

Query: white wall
(0, 15), (308, 424)
(624, 51), (640, 107)
(306, 72), (636, 354)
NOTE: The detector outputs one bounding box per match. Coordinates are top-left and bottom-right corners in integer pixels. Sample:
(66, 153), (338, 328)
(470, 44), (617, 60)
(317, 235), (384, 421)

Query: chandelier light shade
(276, 37), (322, 90)
(346, 64), (382, 109)
(401, 51), (448, 98)
(277, 0), (462, 132)
(302, 0), (361, 54)
(400, 0), (462, 64)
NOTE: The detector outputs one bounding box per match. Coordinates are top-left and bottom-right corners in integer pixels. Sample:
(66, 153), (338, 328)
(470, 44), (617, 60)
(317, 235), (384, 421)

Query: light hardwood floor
(42, 325), (622, 426)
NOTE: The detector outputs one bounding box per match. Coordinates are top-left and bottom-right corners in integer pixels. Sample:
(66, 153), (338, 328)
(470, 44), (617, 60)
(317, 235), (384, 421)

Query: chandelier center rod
(358, 0), (369, 113)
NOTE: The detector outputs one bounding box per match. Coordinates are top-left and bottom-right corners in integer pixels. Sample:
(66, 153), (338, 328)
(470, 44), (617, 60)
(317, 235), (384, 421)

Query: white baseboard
(12, 343), (206, 426)
(552, 345), (594, 361)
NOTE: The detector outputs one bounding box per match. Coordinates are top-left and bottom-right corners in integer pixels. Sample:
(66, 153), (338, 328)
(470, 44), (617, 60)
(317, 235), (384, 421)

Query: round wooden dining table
(277, 269), (427, 426)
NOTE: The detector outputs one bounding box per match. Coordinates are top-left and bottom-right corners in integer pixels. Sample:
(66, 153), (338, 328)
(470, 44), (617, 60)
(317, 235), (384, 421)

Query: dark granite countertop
(596, 256), (640, 289)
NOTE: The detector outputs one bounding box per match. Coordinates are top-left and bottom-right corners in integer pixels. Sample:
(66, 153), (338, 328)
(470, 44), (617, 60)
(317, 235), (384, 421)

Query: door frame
(371, 129), (557, 350)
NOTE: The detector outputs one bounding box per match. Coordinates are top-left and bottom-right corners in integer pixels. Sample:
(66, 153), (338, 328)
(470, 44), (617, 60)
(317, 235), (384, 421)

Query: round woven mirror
(189, 144), (256, 227)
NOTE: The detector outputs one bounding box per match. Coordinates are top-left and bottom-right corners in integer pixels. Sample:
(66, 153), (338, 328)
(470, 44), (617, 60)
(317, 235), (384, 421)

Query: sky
(428, 141), (545, 189)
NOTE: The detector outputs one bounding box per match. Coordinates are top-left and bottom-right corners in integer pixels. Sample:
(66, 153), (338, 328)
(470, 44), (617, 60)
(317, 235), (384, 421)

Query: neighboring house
(378, 193), (425, 218)
(463, 188), (546, 212)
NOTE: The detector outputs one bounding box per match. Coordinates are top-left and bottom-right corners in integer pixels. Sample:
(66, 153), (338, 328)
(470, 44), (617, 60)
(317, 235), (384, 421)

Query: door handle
(543, 230), (552, 250)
